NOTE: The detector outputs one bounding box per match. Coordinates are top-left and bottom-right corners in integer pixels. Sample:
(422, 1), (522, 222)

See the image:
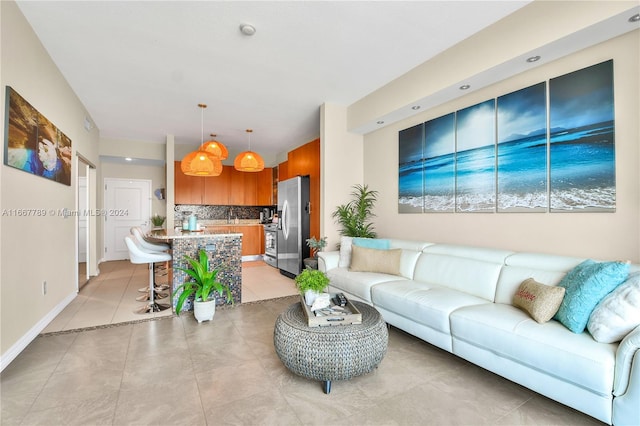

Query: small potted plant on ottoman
(295, 268), (330, 306)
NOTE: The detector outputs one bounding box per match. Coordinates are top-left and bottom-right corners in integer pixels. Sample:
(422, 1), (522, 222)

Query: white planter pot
(304, 290), (319, 306)
(194, 299), (216, 323)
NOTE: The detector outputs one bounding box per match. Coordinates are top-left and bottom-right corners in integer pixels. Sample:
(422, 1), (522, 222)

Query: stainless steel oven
(263, 223), (277, 267)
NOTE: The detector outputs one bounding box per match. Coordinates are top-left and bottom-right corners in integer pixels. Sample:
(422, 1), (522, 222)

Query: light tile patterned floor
(2, 296), (604, 425)
(43, 259), (297, 333)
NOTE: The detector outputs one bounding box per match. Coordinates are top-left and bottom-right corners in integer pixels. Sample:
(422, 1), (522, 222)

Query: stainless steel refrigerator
(277, 175), (310, 277)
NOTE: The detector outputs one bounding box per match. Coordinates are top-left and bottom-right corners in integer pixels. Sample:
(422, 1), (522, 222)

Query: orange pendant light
(202, 134), (229, 160)
(181, 104), (223, 177)
(234, 129), (265, 172)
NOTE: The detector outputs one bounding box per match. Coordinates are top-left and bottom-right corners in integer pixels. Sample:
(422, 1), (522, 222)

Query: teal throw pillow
(352, 238), (390, 250)
(554, 259), (630, 333)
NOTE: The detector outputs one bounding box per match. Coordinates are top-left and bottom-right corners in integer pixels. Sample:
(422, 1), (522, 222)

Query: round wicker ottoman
(274, 301), (388, 393)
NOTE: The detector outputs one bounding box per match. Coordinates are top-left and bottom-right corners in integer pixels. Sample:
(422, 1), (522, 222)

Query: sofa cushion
(554, 260), (630, 333)
(353, 237), (390, 250)
(349, 245), (401, 275)
(372, 281), (489, 334)
(450, 303), (616, 396)
(413, 252), (503, 301)
(326, 267), (404, 303)
(513, 278), (565, 323)
(588, 272), (640, 343)
(495, 252), (585, 304)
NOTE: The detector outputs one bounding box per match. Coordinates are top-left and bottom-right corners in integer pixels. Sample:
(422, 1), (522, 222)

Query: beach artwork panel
(424, 113), (455, 212)
(4, 86), (72, 185)
(497, 82), (548, 212)
(549, 60), (615, 212)
(455, 100), (496, 212)
(398, 122), (424, 213)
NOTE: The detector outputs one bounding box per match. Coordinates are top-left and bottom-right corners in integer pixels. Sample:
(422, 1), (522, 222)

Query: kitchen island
(147, 229), (242, 312)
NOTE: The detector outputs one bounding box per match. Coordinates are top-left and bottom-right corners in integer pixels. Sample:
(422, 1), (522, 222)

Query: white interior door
(104, 178), (152, 261)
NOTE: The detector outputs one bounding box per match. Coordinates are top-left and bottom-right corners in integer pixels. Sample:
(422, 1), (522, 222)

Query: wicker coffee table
(274, 300), (388, 393)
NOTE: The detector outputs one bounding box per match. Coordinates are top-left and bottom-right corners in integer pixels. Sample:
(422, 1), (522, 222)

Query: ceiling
(16, 1), (532, 160)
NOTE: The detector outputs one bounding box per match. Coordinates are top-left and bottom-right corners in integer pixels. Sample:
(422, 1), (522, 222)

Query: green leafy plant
(331, 184), (378, 238)
(174, 249), (233, 315)
(294, 268), (330, 294)
(151, 214), (166, 227)
(306, 236), (327, 259)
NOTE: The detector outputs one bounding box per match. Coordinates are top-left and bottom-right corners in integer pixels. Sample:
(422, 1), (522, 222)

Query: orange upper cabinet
(257, 168), (273, 206)
(203, 167), (231, 205)
(174, 161), (204, 204)
(174, 163), (274, 206)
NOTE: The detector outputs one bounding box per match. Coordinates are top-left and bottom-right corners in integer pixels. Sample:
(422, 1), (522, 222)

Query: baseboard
(0, 291), (77, 372)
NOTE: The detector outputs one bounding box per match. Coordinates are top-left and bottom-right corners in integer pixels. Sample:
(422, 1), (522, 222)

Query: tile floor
(43, 259), (298, 333)
(2, 295), (603, 425)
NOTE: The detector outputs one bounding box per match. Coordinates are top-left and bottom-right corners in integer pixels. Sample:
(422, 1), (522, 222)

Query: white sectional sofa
(318, 239), (640, 425)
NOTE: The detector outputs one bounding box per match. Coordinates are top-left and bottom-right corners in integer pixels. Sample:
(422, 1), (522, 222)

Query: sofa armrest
(318, 251), (339, 272)
(614, 324), (640, 396)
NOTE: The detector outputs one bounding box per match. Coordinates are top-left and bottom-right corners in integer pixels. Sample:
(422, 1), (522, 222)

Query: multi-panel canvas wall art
(398, 60), (615, 213)
(497, 82), (548, 212)
(4, 86), (72, 186)
(455, 100), (495, 212)
(549, 61), (615, 212)
(424, 113), (455, 213)
(398, 123), (424, 213)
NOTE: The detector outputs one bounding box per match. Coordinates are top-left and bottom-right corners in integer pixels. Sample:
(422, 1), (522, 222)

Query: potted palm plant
(332, 184), (378, 238)
(175, 249), (233, 322)
(304, 236), (327, 270)
(295, 268), (330, 306)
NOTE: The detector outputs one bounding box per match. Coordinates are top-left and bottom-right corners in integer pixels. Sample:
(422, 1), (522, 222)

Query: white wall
(361, 30), (639, 262)
(1, 1), (100, 365)
(320, 103), (364, 251)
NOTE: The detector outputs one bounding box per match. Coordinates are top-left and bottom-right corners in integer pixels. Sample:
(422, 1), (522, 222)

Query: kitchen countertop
(148, 229), (243, 240)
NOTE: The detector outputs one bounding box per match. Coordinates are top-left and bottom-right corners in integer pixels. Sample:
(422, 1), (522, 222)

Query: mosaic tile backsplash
(174, 205), (275, 222)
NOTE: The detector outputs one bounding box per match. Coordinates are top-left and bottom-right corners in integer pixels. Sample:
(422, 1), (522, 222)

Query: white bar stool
(130, 227), (171, 294)
(124, 235), (172, 314)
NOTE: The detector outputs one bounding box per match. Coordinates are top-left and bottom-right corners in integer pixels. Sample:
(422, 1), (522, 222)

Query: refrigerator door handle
(282, 200), (289, 240)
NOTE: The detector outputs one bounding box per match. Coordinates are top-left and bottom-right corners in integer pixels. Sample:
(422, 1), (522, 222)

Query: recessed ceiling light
(240, 23), (256, 36)
(526, 55), (541, 63)
(411, 105), (421, 110)
(125, 157), (133, 161)
(629, 13), (640, 23)
(376, 120), (385, 125)
(459, 84), (470, 90)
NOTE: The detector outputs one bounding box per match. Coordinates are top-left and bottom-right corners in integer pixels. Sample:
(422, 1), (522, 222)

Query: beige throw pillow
(349, 245), (401, 276)
(513, 278), (565, 324)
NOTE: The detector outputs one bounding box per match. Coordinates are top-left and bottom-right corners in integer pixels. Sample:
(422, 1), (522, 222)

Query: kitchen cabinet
(174, 162), (272, 206)
(174, 163), (204, 204)
(203, 169), (230, 205)
(257, 168), (273, 205)
(207, 224), (264, 256)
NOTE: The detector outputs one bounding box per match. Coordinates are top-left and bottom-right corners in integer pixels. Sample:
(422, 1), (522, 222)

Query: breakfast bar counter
(148, 229), (242, 311)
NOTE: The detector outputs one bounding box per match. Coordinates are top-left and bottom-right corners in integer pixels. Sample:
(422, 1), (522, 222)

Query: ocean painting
(497, 82), (548, 212)
(455, 100), (496, 212)
(424, 113), (455, 212)
(398, 123), (424, 213)
(549, 60), (615, 212)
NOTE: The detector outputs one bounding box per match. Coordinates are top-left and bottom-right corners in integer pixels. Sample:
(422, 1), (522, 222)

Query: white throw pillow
(587, 272), (640, 343)
(338, 236), (353, 268)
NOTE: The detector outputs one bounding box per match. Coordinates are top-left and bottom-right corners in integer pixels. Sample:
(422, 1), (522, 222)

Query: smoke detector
(240, 23), (256, 36)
